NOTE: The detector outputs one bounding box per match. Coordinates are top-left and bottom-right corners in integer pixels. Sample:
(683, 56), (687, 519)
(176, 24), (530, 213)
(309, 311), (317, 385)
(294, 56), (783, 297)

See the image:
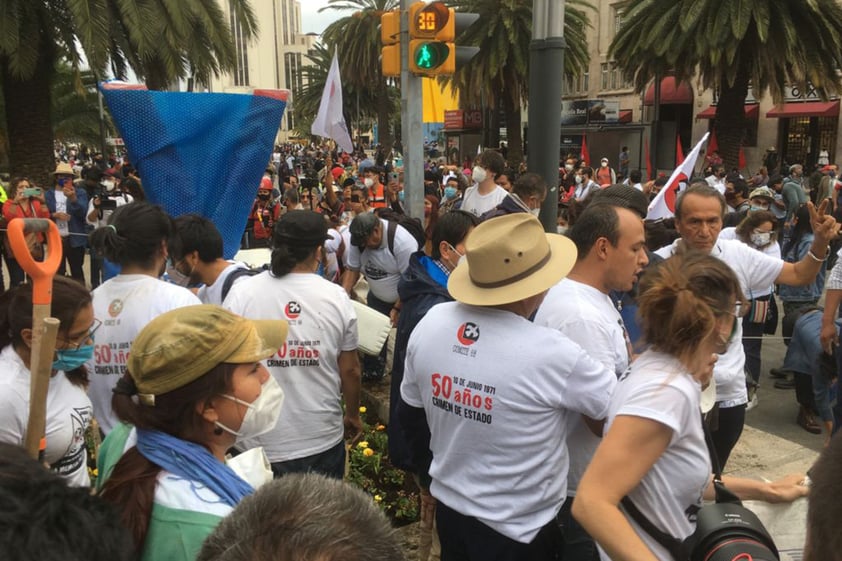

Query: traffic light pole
(401, 0), (424, 221)
(528, 0), (566, 233)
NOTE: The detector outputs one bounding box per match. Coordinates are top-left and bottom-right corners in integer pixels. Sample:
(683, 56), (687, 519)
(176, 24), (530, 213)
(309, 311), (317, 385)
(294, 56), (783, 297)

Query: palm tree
(0, 0), (256, 184)
(292, 43), (395, 142)
(610, 0), (842, 169)
(320, 0), (400, 153)
(446, 0), (593, 168)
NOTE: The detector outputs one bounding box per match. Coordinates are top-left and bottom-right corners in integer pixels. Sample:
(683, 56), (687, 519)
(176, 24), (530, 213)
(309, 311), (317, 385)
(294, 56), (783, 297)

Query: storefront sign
(561, 100), (620, 126)
(444, 109), (483, 130)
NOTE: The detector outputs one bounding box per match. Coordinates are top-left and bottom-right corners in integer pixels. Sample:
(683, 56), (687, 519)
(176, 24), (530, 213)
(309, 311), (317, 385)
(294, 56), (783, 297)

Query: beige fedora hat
(51, 162), (78, 176)
(448, 213), (577, 306)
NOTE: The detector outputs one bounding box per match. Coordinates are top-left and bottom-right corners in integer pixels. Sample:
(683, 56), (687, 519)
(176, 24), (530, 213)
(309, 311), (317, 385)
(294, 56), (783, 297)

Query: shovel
(7, 218), (63, 460)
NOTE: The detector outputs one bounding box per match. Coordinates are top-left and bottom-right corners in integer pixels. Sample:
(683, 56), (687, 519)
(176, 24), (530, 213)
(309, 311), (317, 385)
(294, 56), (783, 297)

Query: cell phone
(389, 172), (399, 182)
(23, 187), (42, 198)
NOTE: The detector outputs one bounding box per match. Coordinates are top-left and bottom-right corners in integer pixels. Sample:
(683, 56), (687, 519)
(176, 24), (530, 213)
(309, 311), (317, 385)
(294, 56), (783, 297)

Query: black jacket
(389, 251), (450, 476)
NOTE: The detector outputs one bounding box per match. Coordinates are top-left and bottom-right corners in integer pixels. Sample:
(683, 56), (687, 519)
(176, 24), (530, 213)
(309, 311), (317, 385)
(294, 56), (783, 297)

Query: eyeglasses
(57, 319), (102, 351)
(715, 302), (743, 345)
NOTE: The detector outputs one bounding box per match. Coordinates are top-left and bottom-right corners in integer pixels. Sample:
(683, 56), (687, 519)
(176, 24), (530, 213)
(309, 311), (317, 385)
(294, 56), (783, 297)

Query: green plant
(347, 406), (420, 524)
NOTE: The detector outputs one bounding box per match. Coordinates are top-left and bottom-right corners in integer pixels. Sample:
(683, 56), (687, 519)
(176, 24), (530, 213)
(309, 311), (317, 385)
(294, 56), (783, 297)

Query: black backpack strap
(620, 496), (684, 560)
(221, 267), (258, 302)
(387, 219), (397, 255)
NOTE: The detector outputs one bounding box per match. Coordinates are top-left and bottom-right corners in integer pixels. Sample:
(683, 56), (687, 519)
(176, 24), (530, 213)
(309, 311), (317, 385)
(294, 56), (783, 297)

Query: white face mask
(363, 177), (375, 188)
(215, 375), (285, 441)
(601, 161), (608, 167)
(565, 164), (574, 172)
(102, 180), (116, 192)
(471, 166), (488, 183)
(557, 225), (569, 235)
(575, 175), (583, 184)
(446, 243), (466, 270)
(529, 207), (541, 217)
(750, 232), (772, 247)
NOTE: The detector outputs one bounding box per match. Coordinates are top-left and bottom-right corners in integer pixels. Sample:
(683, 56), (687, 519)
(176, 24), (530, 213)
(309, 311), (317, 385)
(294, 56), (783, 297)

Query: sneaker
(769, 368), (790, 379)
(746, 394), (758, 412)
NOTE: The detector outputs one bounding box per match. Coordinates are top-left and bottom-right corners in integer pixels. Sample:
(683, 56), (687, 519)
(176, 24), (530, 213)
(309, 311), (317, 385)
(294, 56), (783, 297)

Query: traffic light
(381, 9), (400, 77)
(408, 2), (452, 76)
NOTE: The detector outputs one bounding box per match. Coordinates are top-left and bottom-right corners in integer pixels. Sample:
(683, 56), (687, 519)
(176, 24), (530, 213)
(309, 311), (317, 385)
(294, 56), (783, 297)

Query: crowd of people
(0, 138), (840, 561)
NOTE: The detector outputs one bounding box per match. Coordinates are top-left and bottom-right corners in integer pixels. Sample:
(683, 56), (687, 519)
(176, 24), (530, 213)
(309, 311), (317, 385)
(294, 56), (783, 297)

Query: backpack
(220, 265), (268, 302)
(374, 208), (426, 253)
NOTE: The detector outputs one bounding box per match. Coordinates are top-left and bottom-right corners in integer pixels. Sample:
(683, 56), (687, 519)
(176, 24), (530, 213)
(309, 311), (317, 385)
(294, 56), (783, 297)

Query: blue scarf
(135, 429), (253, 508)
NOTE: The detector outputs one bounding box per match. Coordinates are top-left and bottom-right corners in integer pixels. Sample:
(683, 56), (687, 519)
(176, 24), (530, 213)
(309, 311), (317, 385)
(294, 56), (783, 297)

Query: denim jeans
(270, 439), (345, 480)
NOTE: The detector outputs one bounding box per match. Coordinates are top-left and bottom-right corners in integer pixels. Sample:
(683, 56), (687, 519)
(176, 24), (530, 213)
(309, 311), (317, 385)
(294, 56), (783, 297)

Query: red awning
(696, 104), (759, 119)
(618, 109), (633, 123)
(643, 77), (693, 105)
(766, 101), (840, 118)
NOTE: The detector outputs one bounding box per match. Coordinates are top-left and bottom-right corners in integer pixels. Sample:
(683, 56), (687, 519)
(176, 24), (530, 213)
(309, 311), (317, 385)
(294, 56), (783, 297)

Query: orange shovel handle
(7, 219), (62, 304)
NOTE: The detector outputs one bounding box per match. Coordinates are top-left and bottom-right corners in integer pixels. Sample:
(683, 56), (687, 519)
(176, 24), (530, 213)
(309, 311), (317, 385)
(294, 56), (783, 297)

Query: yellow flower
(374, 495), (383, 502)
(363, 448), (375, 457)
(357, 441), (369, 448)
(375, 424), (386, 431)
(359, 406), (367, 413)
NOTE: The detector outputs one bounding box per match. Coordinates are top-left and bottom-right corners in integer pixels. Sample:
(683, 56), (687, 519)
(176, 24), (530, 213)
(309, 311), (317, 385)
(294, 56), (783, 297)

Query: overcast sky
(300, 0), (344, 35)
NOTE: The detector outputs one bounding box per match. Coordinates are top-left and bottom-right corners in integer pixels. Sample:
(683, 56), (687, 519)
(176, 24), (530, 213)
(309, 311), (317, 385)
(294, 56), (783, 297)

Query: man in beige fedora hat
(399, 213), (615, 561)
(45, 162), (88, 283)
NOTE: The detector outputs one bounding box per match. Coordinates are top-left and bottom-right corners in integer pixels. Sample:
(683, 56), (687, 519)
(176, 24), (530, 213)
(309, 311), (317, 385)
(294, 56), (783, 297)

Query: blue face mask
(444, 186), (458, 199)
(52, 344), (94, 371)
(398, 191), (405, 202)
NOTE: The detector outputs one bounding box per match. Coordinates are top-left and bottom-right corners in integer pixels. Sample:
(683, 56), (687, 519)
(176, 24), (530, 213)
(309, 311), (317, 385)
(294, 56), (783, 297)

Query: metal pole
(401, 0), (424, 220)
(651, 72), (661, 179)
(529, 0), (566, 232)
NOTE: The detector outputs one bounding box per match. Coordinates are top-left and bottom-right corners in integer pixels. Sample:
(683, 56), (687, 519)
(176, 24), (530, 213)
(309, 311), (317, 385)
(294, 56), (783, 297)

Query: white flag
(647, 132), (710, 220)
(311, 52), (354, 154)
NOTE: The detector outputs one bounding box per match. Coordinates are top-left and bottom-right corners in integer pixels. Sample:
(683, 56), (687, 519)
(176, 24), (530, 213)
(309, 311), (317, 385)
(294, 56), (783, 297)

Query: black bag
(374, 208), (426, 253)
(763, 295), (779, 335)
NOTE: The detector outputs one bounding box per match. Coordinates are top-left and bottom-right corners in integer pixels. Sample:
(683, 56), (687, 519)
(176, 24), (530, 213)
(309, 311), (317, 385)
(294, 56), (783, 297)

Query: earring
(213, 426), (223, 436)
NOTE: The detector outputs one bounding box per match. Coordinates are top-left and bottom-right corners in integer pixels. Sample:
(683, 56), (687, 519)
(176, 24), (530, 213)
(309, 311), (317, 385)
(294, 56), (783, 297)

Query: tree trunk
(2, 55), (55, 188)
(714, 69), (749, 171)
(502, 93), (523, 168)
(376, 81), (394, 155)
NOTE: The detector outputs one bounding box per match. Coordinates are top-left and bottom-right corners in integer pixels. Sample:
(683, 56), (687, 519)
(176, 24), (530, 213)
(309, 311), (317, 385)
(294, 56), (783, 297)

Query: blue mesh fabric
(100, 86), (287, 258)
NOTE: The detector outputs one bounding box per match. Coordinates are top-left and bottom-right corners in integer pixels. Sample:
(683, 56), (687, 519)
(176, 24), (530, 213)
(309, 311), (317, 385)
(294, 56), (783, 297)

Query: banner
(648, 132), (710, 220)
(101, 83), (288, 258)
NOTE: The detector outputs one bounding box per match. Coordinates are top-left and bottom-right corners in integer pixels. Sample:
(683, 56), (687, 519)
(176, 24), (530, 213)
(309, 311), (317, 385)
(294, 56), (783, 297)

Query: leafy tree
(446, 0), (593, 168)
(610, 0), (842, 169)
(320, 0), (400, 153)
(0, 0), (256, 184)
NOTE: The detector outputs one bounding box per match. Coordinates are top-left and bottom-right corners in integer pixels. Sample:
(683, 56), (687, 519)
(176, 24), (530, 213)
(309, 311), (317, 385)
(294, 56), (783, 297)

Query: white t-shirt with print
(606, 351), (711, 561)
(224, 271), (358, 462)
(86, 193), (134, 227)
(654, 238), (783, 405)
(346, 218), (415, 303)
(87, 275), (201, 434)
(460, 184), (508, 217)
(534, 278), (626, 496)
(197, 261), (251, 306)
(400, 302), (614, 543)
(0, 345), (93, 487)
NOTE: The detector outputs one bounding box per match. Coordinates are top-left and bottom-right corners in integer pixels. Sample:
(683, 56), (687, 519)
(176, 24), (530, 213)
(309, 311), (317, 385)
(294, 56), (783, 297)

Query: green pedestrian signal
(413, 42), (450, 71)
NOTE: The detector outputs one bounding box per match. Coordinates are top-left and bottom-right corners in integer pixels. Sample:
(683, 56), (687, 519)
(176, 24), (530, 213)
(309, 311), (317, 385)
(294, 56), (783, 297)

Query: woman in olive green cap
(97, 305), (287, 561)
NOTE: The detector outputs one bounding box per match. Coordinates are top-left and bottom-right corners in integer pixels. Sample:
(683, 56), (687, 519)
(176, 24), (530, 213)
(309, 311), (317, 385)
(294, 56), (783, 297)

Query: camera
(681, 503), (779, 561)
(93, 188), (118, 210)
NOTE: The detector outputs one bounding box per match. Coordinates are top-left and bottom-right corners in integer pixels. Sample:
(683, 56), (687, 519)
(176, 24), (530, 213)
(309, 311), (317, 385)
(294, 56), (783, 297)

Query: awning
(696, 104), (759, 119)
(766, 101), (840, 118)
(618, 109), (633, 123)
(643, 77), (693, 105)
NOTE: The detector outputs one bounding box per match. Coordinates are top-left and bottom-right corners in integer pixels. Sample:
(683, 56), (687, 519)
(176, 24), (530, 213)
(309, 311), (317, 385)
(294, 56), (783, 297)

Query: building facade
(559, 0), (842, 176)
(208, 0), (316, 141)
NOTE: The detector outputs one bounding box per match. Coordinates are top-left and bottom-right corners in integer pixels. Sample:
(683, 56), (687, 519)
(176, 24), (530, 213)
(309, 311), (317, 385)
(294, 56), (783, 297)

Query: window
(613, 5), (625, 35)
(564, 71), (590, 96)
(229, 1), (249, 86)
(600, 61), (632, 91)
